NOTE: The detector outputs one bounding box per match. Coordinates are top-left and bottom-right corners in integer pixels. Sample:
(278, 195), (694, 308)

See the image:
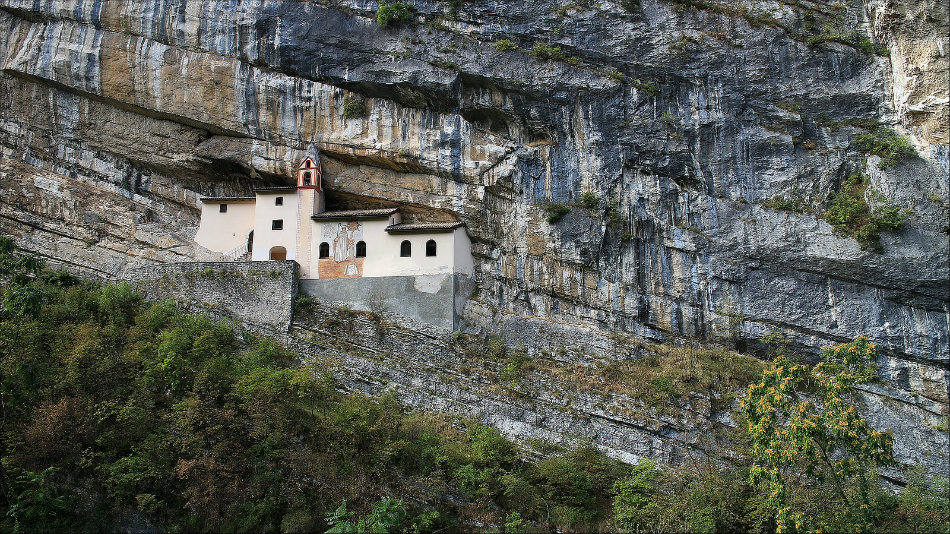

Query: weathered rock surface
(0, 0), (946, 474)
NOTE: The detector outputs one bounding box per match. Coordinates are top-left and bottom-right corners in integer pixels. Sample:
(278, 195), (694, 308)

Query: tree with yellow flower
(741, 336), (894, 533)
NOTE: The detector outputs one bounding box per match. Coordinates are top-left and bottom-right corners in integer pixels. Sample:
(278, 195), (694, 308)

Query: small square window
(275, 197), (283, 206)
(219, 204), (228, 213)
(272, 219), (283, 230)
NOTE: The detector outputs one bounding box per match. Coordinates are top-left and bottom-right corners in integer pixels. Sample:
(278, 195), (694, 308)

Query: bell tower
(295, 154), (324, 278)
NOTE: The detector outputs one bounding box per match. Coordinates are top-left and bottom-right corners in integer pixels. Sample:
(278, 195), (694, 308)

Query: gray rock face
(0, 0), (946, 470)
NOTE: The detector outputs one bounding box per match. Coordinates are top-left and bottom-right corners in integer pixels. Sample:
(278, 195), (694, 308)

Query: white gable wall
(453, 228), (474, 275)
(251, 192), (300, 261)
(194, 201), (255, 254)
(311, 219), (467, 278)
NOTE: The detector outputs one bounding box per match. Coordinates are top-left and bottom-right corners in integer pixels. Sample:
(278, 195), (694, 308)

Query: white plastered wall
(194, 201), (256, 254)
(310, 219), (472, 278)
(296, 189), (318, 278)
(251, 192), (300, 261)
(381, 231), (457, 276)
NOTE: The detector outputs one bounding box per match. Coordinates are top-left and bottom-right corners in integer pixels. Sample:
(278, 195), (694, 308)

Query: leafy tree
(1, 467), (79, 533)
(873, 467), (950, 534)
(741, 336), (895, 533)
(326, 497), (407, 533)
(1, 284), (44, 317)
(531, 455), (597, 528)
(612, 459), (658, 532)
(502, 511), (528, 533)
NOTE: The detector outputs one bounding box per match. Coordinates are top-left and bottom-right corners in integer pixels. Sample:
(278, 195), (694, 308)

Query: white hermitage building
(193, 156), (474, 283)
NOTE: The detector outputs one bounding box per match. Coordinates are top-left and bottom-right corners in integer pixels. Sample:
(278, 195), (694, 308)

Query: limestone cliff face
(0, 0), (946, 443)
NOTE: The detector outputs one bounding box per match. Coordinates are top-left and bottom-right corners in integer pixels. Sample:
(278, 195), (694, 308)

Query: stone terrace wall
(123, 261), (298, 332)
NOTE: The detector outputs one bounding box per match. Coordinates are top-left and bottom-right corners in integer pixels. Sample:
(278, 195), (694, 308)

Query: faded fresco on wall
(317, 221), (364, 278)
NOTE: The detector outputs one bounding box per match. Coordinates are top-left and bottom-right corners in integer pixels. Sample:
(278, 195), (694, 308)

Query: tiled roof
(385, 222), (464, 232)
(312, 208), (400, 220)
(253, 185), (297, 193)
(199, 196), (256, 202)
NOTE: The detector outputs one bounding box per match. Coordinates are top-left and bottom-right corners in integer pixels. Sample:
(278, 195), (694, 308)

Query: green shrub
(503, 511), (529, 533)
(620, 0), (640, 11)
(632, 79), (659, 96)
(444, 0), (464, 19)
(606, 205), (626, 226)
(2, 467), (80, 533)
(500, 351), (531, 382)
(494, 39), (519, 51)
(326, 497), (407, 533)
(531, 43), (567, 61)
(544, 203), (571, 223)
(376, 1), (414, 26)
(579, 191), (600, 210)
(659, 110), (677, 125)
(531, 456), (597, 529)
(469, 423), (516, 466)
(875, 470), (950, 533)
(763, 194), (809, 213)
(604, 67), (626, 82)
(613, 460), (658, 532)
(343, 95), (367, 119)
(0, 234), (14, 254)
(430, 57), (459, 70)
(824, 172), (909, 251)
(294, 294), (313, 312)
(97, 282), (142, 325)
(1, 283), (44, 317)
(853, 126), (916, 168)
(649, 376), (679, 402)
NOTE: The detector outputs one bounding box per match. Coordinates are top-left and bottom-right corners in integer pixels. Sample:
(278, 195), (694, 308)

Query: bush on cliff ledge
(376, 1), (414, 26)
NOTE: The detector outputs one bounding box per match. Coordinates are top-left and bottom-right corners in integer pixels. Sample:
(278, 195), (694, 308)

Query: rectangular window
(272, 219), (283, 230)
(219, 204), (228, 213)
(275, 197), (283, 206)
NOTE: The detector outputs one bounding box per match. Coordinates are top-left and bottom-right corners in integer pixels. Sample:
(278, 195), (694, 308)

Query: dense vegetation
(0, 236), (946, 533)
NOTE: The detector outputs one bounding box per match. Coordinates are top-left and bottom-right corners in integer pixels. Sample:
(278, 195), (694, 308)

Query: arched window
(319, 242), (330, 259)
(425, 239), (437, 257)
(303, 171), (311, 185)
(400, 240), (411, 257)
(269, 246), (287, 261)
(306, 159), (313, 168)
(355, 241), (366, 257)
(247, 230), (254, 253)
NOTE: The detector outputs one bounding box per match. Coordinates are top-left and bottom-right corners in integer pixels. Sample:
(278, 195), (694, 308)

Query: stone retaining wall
(123, 261), (297, 331)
